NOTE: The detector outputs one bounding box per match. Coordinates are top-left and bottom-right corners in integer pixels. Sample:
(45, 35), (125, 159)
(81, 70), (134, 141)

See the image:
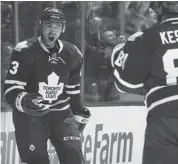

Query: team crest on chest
(48, 53), (66, 64)
(48, 53), (58, 64)
(38, 72), (64, 103)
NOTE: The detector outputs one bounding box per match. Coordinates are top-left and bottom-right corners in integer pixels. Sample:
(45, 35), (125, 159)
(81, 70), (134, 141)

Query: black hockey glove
(73, 108), (91, 133)
(15, 92), (50, 116)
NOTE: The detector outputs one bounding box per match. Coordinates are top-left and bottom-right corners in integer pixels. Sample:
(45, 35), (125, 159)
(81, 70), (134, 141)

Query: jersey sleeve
(65, 45), (83, 95)
(4, 42), (31, 107)
(65, 45), (84, 113)
(111, 31), (152, 94)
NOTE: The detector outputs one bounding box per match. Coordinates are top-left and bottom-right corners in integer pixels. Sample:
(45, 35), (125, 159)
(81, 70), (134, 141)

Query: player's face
(42, 21), (63, 46)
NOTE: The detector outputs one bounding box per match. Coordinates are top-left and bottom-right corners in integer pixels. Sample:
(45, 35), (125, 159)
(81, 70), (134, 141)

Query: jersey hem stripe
(4, 86), (25, 96)
(114, 69), (143, 88)
(148, 95), (178, 111)
(50, 104), (70, 111)
(5, 80), (27, 86)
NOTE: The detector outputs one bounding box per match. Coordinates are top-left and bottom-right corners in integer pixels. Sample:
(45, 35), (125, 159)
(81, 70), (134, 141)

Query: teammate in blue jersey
(4, 7), (90, 164)
(112, 2), (178, 164)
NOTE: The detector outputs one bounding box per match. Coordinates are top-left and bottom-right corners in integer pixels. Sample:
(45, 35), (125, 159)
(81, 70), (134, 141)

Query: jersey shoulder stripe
(14, 37), (37, 52)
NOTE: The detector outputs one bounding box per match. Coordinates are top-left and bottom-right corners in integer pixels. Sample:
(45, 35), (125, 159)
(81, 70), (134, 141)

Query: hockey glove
(74, 108), (91, 133)
(15, 92), (50, 116)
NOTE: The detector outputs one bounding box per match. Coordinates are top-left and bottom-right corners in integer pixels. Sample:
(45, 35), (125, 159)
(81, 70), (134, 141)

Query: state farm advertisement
(1, 106), (148, 164)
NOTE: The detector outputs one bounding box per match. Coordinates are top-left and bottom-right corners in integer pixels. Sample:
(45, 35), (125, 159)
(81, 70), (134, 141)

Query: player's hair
(124, 2), (151, 37)
(125, 1), (150, 16)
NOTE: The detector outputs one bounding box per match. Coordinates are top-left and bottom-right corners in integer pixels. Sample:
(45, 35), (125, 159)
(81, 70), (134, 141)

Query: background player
(4, 7), (90, 164)
(112, 2), (178, 164)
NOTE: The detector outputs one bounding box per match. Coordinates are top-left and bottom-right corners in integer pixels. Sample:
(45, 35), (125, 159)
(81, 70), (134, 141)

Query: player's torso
(145, 20), (178, 90)
(143, 19), (178, 114)
(25, 40), (73, 102)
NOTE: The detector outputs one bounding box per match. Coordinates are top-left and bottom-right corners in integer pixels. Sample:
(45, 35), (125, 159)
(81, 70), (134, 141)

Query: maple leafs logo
(38, 72), (64, 103)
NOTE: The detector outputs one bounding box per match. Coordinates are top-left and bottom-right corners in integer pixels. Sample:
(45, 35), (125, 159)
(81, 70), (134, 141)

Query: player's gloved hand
(15, 92), (50, 116)
(73, 108), (91, 133)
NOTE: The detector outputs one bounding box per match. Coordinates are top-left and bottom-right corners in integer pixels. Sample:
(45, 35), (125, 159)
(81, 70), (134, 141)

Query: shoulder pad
(127, 31), (143, 41)
(14, 40), (28, 52)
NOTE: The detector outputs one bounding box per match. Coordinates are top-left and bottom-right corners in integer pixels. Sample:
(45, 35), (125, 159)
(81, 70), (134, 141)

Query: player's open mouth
(49, 36), (55, 41)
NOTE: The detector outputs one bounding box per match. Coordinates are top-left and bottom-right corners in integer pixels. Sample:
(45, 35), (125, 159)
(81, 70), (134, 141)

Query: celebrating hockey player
(112, 2), (178, 164)
(4, 7), (90, 164)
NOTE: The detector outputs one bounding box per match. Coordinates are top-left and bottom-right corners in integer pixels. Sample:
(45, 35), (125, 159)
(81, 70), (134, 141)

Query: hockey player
(4, 7), (90, 164)
(111, 2), (178, 164)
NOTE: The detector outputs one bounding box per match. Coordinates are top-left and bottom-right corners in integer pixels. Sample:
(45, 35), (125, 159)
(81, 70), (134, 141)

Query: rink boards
(1, 106), (148, 164)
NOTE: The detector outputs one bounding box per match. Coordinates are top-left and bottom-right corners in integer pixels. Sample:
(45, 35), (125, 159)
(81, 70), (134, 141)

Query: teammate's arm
(111, 32), (152, 95)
